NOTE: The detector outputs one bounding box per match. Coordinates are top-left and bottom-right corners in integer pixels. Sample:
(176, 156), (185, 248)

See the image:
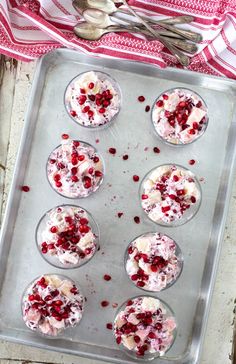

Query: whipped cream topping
(126, 233), (182, 292)
(141, 165), (200, 225)
(39, 205), (98, 266)
(47, 139), (104, 198)
(65, 71), (121, 127)
(114, 296), (176, 357)
(22, 275), (84, 336)
(152, 89), (208, 144)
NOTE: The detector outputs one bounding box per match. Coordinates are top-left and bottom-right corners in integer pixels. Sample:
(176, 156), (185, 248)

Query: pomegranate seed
(156, 323), (163, 330)
(95, 170), (103, 177)
(192, 122), (199, 130)
(116, 337), (121, 345)
(78, 95), (86, 105)
(108, 147), (116, 155)
(54, 174), (61, 181)
(153, 147), (160, 153)
(189, 159), (196, 165)
(28, 294), (35, 301)
(188, 129), (196, 135)
(156, 100), (164, 107)
(54, 300), (63, 306)
(70, 287), (78, 294)
(148, 332), (156, 339)
(101, 300), (109, 307)
(88, 110), (94, 118)
(145, 105), (150, 112)
(77, 155), (84, 162)
(169, 194), (176, 200)
(84, 181), (91, 189)
(21, 185), (30, 192)
(134, 335), (141, 343)
(88, 167), (94, 174)
(161, 206), (170, 213)
(50, 159), (56, 164)
(71, 167), (77, 175)
(48, 243), (55, 250)
(196, 101), (202, 108)
(137, 281), (145, 287)
(71, 157), (78, 165)
(126, 300), (133, 306)
(70, 110), (77, 117)
(95, 139), (99, 143)
(57, 162), (65, 169)
(80, 88), (86, 94)
(163, 94), (169, 100)
(133, 175), (139, 182)
(88, 82), (94, 89)
(41, 246), (47, 254)
(103, 274), (111, 281)
(150, 265), (158, 272)
(103, 100), (110, 107)
(82, 106), (90, 113)
(56, 181), (62, 187)
(173, 175), (179, 182)
(61, 133), (69, 139)
(122, 154), (129, 160)
(191, 196), (196, 203)
(79, 225), (90, 233)
(88, 94), (95, 101)
(177, 189), (185, 196)
(134, 216), (140, 224)
(117, 212), (123, 218)
(93, 156), (99, 163)
(131, 274), (139, 281)
(128, 246), (133, 254)
(50, 226), (57, 233)
(138, 95), (145, 102)
(71, 175), (79, 182)
(99, 107), (105, 114)
(96, 99), (102, 106)
(106, 323), (113, 330)
(80, 218), (88, 225)
(142, 194), (148, 200)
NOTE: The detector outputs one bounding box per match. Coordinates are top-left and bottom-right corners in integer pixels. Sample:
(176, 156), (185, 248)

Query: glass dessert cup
(124, 232), (183, 292)
(64, 70), (122, 129)
(46, 139), (104, 199)
(113, 295), (177, 361)
(36, 204), (99, 269)
(140, 164), (202, 227)
(21, 274), (85, 338)
(151, 87), (208, 146)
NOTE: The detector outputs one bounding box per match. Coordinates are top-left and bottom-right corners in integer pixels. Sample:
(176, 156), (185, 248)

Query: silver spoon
(83, 8), (186, 39)
(74, 23), (197, 54)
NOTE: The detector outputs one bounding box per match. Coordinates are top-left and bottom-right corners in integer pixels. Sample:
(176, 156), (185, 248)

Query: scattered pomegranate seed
(156, 100), (164, 107)
(101, 300), (109, 307)
(189, 159), (196, 165)
(137, 281), (145, 287)
(138, 95), (145, 102)
(95, 139), (99, 143)
(95, 170), (103, 177)
(117, 212), (123, 218)
(122, 154), (129, 160)
(116, 337), (121, 345)
(145, 105), (150, 112)
(93, 156), (99, 163)
(153, 147), (160, 153)
(55, 181), (62, 187)
(103, 274), (111, 281)
(108, 147), (116, 155)
(88, 82), (94, 89)
(50, 226), (57, 233)
(141, 194), (148, 200)
(161, 206), (170, 213)
(134, 216), (140, 224)
(106, 323), (113, 330)
(133, 175), (139, 182)
(21, 185), (30, 192)
(61, 133), (69, 139)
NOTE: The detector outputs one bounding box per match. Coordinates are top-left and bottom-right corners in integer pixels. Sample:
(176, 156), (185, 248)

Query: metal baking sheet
(0, 49), (236, 364)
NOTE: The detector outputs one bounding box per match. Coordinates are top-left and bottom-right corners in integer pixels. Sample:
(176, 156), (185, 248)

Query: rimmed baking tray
(0, 49), (236, 364)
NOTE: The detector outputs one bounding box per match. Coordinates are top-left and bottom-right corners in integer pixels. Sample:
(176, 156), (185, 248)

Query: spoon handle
(119, 0), (189, 66)
(156, 23), (202, 43)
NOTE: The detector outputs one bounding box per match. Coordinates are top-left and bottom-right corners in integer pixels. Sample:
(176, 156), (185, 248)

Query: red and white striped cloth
(0, 0), (236, 78)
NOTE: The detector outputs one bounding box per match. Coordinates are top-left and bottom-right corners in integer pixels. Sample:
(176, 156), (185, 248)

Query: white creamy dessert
(47, 139), (104, 198)
(114, 296), (176, 358)
(65, 71), (121, 128)
(141, 165), (201, 225)
(38, 205), (98, 267)
(126, 233), (182, 291)
(152, 88), (208, 144)
(22, 274), (84, 337)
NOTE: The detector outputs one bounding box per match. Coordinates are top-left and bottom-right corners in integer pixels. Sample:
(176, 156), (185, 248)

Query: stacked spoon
(73, 0), (202, 66)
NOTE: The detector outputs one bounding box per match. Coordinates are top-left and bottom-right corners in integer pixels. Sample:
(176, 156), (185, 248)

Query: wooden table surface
(0, 56), (235, 364)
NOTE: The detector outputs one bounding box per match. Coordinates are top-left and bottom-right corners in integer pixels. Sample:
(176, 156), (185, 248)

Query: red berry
(21, 185), (30, 192)
(61, 133), (69, 139)
(133, 175), (139, 182)
(103, 274), (111, 281)
(153, 147), (160, 154)
(138, 95), (145, 102)
(108, 147), (116, 155)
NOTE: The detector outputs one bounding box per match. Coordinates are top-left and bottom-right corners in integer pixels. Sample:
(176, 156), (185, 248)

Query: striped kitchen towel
(0, 0), (235, 78)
